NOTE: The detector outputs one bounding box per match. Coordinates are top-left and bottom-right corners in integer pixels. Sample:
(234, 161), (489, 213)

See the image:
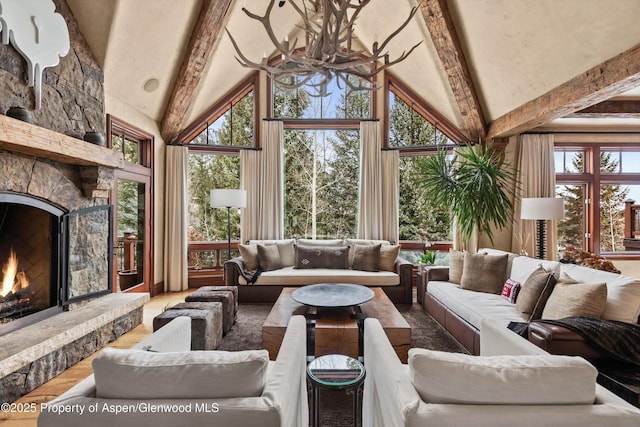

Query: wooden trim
(488, 43), (640, 138)
(0, 114), (124, 168)
(282, 119), (362, 130)
(176, 73), (259, 146)
(384, 72), (469, 147)
(161, 0), (233, 143)
(418, 0), (486, 141)
(151, 281), (164, 297)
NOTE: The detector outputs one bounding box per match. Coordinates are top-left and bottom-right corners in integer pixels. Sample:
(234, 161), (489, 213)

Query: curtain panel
(164, 145), (189, 291)
(357, 121), (399, 242)
(240, 120), (284, 242)
(512, 134), (557, 259)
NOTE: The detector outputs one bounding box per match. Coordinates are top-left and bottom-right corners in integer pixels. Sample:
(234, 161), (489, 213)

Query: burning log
(0, 286), (34, 319)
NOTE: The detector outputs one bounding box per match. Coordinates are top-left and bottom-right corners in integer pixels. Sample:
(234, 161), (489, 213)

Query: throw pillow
(541, 282), (608, 320)
(379, 245), (400, 272)
(93, 348), (269, 399)
(460, 252), (508, 294)
(276, 239), (296, 267)
(516, 266), (557, 321)
(238, 244), (260, 270)
(501, 279), (521, 303)
(448, 249), (464, 284)
(257, 244), (282, 271)
(352, 244), (382, 272)
(294, 245), (350, 269)
(408, 348), (597, 405)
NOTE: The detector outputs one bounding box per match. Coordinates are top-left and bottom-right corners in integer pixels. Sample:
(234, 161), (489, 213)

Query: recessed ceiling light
(143, 77), (160, 93)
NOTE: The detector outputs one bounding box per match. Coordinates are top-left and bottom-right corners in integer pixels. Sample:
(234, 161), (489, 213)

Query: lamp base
(536, 219), (546, 260)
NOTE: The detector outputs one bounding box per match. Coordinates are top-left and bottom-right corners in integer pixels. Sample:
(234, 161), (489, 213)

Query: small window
(189, 90), (254, 147)
(554, 149), (585, 174)
(388, 91), (453, 148)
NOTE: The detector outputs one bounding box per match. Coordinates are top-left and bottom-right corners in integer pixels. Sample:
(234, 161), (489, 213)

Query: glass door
(113, 171), (151, 292)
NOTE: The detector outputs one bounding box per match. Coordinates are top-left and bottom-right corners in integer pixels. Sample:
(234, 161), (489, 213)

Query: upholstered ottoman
(185, 290), (235, 335)
(153, 308), (218, 350)
(169, 302), (223, 349)
(192, 286), (239, 316)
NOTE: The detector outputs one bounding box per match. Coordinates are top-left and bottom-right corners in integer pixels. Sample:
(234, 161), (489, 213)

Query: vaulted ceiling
(66, 0), (640, 143)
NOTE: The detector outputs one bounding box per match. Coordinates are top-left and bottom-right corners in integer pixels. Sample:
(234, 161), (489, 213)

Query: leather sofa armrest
(395, 258), (413, 304)
(528, 322), (606, 362)
(425, 266), (449, 282)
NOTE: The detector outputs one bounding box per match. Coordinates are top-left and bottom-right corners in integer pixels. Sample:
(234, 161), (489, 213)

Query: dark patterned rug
(218, 297), (467, 427)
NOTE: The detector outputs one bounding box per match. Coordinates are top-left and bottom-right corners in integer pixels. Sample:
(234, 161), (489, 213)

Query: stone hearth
(0, 293), (148, 403)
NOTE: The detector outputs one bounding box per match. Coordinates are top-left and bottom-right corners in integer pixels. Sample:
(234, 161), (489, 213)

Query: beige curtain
(164, 145), (189, 291)
(358, 121), (399, 242)
(512, 134), (557, 259)
(241, 120), (284, 242)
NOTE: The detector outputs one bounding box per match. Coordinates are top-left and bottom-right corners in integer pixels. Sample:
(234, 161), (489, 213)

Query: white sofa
(225, 238), (413, 303)
(422, 248), (640, 354)
(38, 316), (309, 427)
(363, 317), (640, 427)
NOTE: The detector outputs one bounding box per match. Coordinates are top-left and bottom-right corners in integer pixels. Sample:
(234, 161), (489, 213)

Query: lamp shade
(520, 197), (565, 220)
(210, 189), (246, 208)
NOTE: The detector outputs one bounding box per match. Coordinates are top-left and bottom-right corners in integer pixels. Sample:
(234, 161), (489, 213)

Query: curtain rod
(262, 118), (379, 122)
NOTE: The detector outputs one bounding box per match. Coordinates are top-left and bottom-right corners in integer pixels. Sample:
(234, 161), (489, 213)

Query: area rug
(217, 299), (466, 427)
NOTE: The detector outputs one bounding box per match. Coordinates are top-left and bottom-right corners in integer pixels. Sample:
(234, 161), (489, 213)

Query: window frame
(178, 73), (260, 152)
(555, 141), (640, 259)
(384, 73), (468, 151)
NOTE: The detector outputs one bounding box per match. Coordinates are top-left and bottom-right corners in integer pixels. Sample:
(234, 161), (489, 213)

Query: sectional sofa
(224, 238), (413, 304)
(421, 248), (640, 355)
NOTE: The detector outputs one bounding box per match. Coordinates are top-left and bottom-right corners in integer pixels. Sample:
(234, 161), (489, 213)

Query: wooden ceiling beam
(487, 43), (640, 138)
(418, 0), (486, 142)
(565, 100), (640, 119)
(161, 0), (233, 143)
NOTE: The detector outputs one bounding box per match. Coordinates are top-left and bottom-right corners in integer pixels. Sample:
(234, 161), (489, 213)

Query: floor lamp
(521, 197), (565, 260)
(210, 189), (246, 260)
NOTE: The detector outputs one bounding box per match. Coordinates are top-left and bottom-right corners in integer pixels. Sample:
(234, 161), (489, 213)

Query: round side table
(307, 354), (365, 427)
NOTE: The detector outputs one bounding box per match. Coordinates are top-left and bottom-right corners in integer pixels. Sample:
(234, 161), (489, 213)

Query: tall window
(386, 74), (464, 242)
(273, 73), (369, 239)
(183, 76), (257, 268)
(555, 144), (640, 255)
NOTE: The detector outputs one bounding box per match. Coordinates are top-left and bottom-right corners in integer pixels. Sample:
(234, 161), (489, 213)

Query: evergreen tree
(557, 154), (585, 249)
(599, 152), (629, 252)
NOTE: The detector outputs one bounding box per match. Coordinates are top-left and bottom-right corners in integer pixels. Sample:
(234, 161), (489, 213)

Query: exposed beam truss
(161, 0), (233, 143)
(418, 0), (486, 142)
(565, 100), (640, 119)
(488, 43), (640, 138)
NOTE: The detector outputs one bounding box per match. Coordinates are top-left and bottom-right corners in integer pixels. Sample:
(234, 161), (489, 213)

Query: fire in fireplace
(0, 194), (62, 335)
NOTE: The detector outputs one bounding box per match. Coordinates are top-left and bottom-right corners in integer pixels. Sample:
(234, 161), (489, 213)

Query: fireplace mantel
(0, 114), (123, 169)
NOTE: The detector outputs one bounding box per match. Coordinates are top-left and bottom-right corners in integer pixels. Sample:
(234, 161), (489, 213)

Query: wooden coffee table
(263, 287), (411, 362)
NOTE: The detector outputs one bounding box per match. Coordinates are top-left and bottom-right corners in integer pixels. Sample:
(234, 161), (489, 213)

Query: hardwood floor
(0, 290), (195, 427)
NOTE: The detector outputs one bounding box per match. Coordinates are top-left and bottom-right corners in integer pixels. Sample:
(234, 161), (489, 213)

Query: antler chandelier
(226, 0), (421, 96)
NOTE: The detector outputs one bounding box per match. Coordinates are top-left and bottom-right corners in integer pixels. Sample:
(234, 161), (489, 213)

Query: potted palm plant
(416, 142), (516, 245)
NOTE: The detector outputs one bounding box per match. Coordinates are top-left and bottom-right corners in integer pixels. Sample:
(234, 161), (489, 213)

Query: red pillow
(501, 279), (521, 303)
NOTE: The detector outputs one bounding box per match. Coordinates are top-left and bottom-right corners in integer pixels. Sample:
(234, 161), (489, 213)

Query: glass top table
(307, 354), (365, 427)
(292, 283), (375, 308)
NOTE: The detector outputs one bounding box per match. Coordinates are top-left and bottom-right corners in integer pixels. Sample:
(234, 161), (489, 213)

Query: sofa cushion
(427, 281), (526, 329)
(460, 252), (508, 294)
(297, 238), (345, 247)
(448, 250), (464, 284)
(479, 248), (518, 280)
(516, 266), (557, 321)
(542, 281), (608, 320)
(239, 266), (400, 286)
(93, 348), (269, 399)
(257, 244), (282, 271)
(295, 245), (350, 269)
(560, 263), (640, 324)
(352, 244), (381, 272)
(346, 239), (389, 266)
(239, 244), (260, 270)
(408, 348), (597, 405)
(509, 256), (561, 285)
(379, 245), (400, 272)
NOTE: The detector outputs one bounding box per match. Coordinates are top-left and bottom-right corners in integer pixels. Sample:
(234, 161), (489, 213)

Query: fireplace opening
(0, 195), (62, 336)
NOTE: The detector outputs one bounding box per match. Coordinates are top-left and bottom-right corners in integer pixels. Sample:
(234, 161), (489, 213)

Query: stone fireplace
(0, 115), (148, 403)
